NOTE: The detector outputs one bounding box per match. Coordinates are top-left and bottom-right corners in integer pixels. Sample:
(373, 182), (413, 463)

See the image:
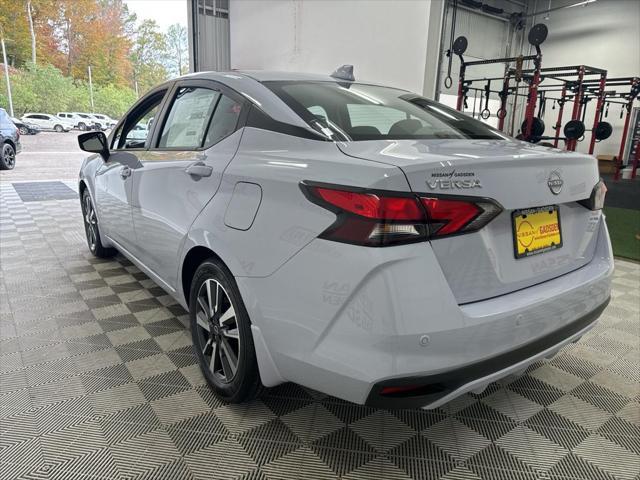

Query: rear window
(264, 81), (505, 142)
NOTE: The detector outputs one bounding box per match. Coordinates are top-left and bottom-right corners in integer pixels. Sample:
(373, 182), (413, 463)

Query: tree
(164, 23), (188, 77)
(26, 1), (36, 64)
(130, 19), (168, 95)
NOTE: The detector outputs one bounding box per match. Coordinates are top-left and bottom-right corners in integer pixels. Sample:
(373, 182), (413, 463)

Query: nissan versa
(77, 70), (613, 409)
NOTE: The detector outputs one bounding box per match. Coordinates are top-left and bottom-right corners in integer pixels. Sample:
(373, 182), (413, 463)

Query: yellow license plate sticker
(512, 206), (562, 258)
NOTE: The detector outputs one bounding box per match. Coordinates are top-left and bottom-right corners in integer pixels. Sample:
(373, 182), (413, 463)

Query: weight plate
(528, 23), (548, 46)
(452, 36), (468, 55)
(521, 118), (545, 137)
(594, 121), (613, 141)
(564, 119), (585, 140)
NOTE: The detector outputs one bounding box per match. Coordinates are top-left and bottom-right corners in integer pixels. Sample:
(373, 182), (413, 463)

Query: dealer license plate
(512, 205), (562, 259)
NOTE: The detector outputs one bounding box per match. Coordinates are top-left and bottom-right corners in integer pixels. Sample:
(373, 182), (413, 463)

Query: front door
(130, 80), (246, 288)
(94, 88), (169, 252)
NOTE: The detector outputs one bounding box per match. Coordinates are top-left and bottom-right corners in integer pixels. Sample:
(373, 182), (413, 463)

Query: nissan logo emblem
(547, 171), (563, 195)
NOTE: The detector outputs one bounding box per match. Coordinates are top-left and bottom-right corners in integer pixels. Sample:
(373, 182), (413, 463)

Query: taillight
(420, 196), (502, 237)
(578, 179), (607, 211)
(301, 182), (502, 246)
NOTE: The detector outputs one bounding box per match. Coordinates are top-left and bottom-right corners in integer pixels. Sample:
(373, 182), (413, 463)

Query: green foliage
(131, 19), (169, 95)
(0, 63), (137, 118)
(93, 84), (137, 118)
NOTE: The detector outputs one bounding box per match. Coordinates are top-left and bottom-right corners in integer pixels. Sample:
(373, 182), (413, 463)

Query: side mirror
(78, 131), (109, 160)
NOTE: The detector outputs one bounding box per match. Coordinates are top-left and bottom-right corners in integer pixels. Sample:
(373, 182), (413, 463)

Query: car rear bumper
(365, 296), (609, 409)
(240, 215), (613, 407)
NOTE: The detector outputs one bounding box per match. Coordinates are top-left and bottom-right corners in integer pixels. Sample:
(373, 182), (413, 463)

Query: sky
(123, 0), (188, 31)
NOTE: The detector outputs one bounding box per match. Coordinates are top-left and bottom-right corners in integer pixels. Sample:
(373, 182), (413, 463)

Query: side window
(158, 87), (220, 149)
(115, 90), (166, 150)
(204, 94), (243, 146)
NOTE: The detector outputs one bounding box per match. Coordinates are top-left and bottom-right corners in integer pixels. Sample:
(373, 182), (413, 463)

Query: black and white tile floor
(1, 180), (639, 480)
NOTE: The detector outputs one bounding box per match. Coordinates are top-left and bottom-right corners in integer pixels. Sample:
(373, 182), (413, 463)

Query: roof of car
(187, 70), (346, 83)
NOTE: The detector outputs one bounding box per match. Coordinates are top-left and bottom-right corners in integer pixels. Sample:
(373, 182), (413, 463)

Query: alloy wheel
(83, 194), (98, 252)
(195, 278), (241, 383)
(2, 144), (15, 169)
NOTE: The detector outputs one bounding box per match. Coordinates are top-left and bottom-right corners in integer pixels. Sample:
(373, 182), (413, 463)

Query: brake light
(419, 197), (502, 237)
(578, 179), (607, 210)
(301, 182), (503, 246)
(313, 188), (424, 220)
(420, 198), (479, 236)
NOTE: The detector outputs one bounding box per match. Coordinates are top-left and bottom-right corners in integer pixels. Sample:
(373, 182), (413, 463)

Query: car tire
(78, 122), (87, 131)
(81, 189), (116, 258)
(0, 143), (16, 170)
(54, 124), (63, 133)
(18, 126), (28, 135)
(190, 259), (263, 403)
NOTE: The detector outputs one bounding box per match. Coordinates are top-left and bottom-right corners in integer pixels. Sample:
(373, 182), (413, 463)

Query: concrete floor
(1, 133), (639, 480)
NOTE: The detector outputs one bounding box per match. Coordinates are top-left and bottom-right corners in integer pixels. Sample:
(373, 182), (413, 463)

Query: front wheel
(190, 260), (263, 403)
(0, 143), (16, 170)
(78, 122), (87, 131)
(19, 126), (28, 135)
(81, 189), (116, 258)
(54, 124), (63, 133)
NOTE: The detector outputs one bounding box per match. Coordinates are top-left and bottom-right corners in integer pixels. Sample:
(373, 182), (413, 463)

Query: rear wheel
(81, 189), (116, 258)
(0, 143), (16, 170)
(78, 122), (87, 131)
(54, 124), (63, 133)
(190, 260), (263, 403)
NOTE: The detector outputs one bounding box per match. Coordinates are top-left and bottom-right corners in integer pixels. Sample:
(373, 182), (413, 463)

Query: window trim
(149, 78), (248, 153)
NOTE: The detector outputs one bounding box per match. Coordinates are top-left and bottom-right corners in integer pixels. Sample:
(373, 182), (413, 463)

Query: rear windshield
(264, 81), (505, 142)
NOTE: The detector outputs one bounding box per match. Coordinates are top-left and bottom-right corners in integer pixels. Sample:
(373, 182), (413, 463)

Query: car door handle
(120, 166), (131, 179)
(185, 162), (213, 178)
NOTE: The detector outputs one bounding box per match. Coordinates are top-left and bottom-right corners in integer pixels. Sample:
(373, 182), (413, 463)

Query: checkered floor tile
(1, 181), (639, 480)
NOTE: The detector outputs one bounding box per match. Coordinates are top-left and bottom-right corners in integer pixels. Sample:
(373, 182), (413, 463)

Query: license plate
(512, 205), (562, 259)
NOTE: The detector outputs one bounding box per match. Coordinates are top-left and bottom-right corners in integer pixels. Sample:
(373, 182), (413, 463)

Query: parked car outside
(0, 108), (21, 170)
(76, 113), (106, 131)
(57, 112), (96, 131)
(90, 114), (117, 129)
(58, 112), (87, 130)
(126, 123), (148, 140)
(21, 113), (71, 132)
(11, 117), (40, 135)
(77, 71), (613, 409)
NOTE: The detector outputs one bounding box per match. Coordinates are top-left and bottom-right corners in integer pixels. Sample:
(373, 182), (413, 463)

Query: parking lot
(5, 132), (90, 182)
(1, 134), (639, 480)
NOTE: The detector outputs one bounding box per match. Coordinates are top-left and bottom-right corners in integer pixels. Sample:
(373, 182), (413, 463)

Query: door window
(158, 87), (220, 148)
(114, 90), (166, 150)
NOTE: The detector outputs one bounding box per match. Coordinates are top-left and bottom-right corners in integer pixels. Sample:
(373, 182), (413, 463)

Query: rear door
(130, 79), (246, 287)
(94, 88), (169, 251)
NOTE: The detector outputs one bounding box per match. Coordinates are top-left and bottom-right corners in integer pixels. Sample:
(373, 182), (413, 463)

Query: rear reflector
(301, 182), (502, 246)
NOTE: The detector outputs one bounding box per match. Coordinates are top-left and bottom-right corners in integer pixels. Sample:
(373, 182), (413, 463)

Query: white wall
(534, 0), (640, 155)
(229, 0), (433, 94)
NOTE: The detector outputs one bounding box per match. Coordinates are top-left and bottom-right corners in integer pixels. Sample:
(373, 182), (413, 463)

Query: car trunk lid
(337, 139), (602, 304)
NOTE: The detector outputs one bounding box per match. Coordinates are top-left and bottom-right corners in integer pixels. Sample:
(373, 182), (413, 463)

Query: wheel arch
(3, 138), (16, 151)
(181, 246), (228, 307)
(180, 243), (286, 388)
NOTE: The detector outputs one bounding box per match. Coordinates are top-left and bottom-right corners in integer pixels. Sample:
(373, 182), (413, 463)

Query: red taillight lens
(314, 187), (424, 221)
(420, 197), (480, 236)
(301, 182), (502, 246)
